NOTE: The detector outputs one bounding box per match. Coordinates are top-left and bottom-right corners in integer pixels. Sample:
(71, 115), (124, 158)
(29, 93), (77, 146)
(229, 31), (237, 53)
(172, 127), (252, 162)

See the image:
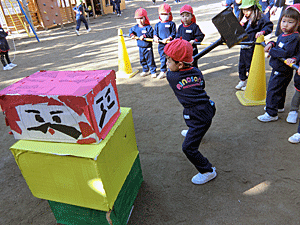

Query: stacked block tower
(0, 70), (143, 224)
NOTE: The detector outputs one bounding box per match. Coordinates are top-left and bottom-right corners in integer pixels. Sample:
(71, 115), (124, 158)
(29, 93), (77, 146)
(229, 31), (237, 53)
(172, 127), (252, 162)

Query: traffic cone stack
(116, 29), (139, 78)
(236, 35), (266, 106)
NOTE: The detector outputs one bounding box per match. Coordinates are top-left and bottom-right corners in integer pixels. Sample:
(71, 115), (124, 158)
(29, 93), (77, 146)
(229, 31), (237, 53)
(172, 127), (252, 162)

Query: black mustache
(27, 123), (82, 139)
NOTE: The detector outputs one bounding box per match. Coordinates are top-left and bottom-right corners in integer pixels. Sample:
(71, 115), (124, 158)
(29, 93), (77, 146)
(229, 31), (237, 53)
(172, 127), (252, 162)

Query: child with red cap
(129, 8), (157, 77)
(176, 5), (204, 68)
(0, 24), (17, 71)
(154, 3), (176, 79)
(164, 39), (217, 185)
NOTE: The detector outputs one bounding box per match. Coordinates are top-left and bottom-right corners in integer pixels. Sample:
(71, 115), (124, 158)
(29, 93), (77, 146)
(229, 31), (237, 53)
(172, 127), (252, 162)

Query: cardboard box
(10, 107), (138, 211)
(48, 154), (143, 225)
(0, 70), (120, 144)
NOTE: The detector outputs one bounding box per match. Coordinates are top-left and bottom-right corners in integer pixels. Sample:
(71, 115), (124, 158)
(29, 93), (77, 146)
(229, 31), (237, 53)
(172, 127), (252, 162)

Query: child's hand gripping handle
(123, 34), (169, 43)
(259, 41), (299, 70)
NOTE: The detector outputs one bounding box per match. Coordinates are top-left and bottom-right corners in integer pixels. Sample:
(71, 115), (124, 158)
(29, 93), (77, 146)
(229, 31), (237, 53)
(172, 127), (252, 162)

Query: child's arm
(264, 0), (274, 14)
(269, 37), (299, 59)
(170, 22), (176, 40)
(129, 26), (137, 39)
(153, 24), (159, 43)
(192, 24), (205, 45)
(258, 17), (274, 37)
(144, 25), (154, 39)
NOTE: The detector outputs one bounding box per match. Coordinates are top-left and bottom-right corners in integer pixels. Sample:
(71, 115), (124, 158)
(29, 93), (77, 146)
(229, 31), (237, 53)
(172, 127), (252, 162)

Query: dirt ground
(1, 0), (300, 224)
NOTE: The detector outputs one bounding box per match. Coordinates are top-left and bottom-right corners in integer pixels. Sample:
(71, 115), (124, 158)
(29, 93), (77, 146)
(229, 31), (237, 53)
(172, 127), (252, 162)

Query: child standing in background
(73, 0), (91, 36)
(164, 39), (217, 185)
(259, 0), (274, 18)
(176, 5), (205, 68)
(113, 0), (121, 16)
(129, 8), (157, 77)
(235, 0), (273, 90)
(0, 24), (17, 71)
(154, 3), (176, 79)
(288, 66), (300, 143)
(257, 4), (300, 122)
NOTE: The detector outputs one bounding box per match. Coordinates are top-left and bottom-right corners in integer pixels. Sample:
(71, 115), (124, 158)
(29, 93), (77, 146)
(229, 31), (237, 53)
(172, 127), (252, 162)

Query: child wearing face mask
(129, 8), (157, 77)
(154, 3), (176, 79)
(176, 5), (204, 68)
(235, 0), (273, 90)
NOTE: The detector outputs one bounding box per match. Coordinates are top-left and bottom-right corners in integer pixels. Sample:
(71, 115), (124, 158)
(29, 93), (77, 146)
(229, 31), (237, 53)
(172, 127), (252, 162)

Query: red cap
(164, 38), (194, 64)
(159, 3), (171, 13)
(158, 3), (173, 22)
(180, 4), (196, 24)
(287, 3), (300, 14)
(134, 8), (150, 25)
(180, 4), (193, 14)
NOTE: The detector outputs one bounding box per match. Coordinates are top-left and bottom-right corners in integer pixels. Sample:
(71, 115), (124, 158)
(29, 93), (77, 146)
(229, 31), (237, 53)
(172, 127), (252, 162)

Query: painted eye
(52, 115), (61, 123)
(35, 115), (45, 123)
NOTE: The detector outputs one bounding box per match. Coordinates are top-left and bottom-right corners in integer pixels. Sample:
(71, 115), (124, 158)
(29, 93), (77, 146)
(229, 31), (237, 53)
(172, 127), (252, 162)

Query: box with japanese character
(0, 70), (120, 144)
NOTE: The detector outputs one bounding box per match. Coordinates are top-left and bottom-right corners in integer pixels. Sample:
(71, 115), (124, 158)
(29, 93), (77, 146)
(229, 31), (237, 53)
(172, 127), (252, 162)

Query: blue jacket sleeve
(144, 26), (154, 38)
(170, 22), (176, 40)
(154, 23), (159, 37)
(260, 16), (273, 36)
(194, 25), (205, 43)
(269, 37), (300, 59)
(129, 26), (136, 36)
(176, 25), (182, 39)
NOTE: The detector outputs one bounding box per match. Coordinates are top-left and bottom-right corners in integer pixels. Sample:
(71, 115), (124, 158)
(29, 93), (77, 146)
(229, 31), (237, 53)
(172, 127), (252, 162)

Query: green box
(48, 155), (143, 225)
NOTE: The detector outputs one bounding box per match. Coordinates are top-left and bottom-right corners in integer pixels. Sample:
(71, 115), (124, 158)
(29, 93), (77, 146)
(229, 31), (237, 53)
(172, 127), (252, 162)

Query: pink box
(0, 70), (120, 144)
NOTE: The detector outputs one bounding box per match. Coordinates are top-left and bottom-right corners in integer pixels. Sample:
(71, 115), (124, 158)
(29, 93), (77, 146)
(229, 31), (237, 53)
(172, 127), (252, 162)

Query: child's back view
(164, 39), (217, 185)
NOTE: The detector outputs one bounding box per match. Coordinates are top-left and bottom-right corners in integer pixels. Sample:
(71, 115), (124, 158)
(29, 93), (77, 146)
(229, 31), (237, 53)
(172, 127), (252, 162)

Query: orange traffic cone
(116, 29), (139, 78)
(236, 35), (266, 106)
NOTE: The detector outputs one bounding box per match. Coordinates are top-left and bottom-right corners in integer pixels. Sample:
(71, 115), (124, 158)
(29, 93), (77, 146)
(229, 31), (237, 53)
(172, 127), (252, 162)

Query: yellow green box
(48, 154), (143, 225)
(10, 107), (138, 211)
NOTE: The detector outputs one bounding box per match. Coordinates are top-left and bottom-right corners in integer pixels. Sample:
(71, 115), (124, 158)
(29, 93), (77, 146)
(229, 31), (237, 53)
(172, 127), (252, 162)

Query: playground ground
(1, 0), (300, 224)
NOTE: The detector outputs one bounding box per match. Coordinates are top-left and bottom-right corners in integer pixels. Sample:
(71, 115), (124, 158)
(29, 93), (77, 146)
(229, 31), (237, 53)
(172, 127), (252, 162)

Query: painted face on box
(13, 83), (119, 143)
(16, 103), (87, 141)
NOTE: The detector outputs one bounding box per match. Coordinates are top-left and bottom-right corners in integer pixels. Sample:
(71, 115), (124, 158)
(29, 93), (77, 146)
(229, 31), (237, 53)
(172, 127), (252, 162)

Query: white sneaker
(264, 106), (284, 113)
(8, 63), (17, 68)
(3, 65), (12, 70)
(181, 129), (188, 137)
(157, 71), (166, 79)
(257, 112), (278, 122)
(241, 86), (246, 91)
(191, 167), (217, 185)
(286, 111), (298, 124)
(113, 12), (116, 14)
(140, 71), (150, 77)
(75, 30), (80, 36)
(87, 28), (92, 32)
(151, 73), (157, 78)
(288, 133), (300, 143)
(235, 80), (246, 90)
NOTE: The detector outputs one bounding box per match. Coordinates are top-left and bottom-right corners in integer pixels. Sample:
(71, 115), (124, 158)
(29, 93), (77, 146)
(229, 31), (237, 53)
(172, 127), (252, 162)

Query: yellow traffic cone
(116, 29), (139, 78)
(236, 35), (266, 106)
